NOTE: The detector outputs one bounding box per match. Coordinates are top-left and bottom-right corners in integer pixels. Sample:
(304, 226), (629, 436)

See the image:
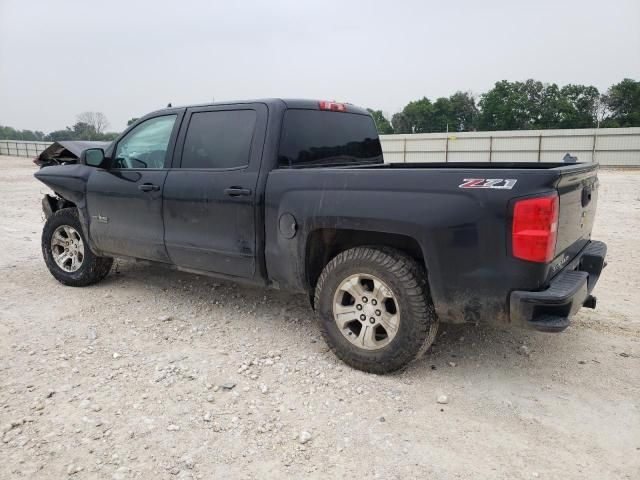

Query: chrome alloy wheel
(51, 225), (84, 273)
(332, 274), (400, 350)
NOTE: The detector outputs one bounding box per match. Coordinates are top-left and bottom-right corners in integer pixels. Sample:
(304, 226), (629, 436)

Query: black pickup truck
(34, 99), (606, 373)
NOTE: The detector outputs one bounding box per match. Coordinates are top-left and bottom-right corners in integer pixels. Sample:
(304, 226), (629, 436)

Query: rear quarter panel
(265, 167), (563, 324)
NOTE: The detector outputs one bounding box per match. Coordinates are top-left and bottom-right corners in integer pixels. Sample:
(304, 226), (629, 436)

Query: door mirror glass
(83, 148), (106, 167)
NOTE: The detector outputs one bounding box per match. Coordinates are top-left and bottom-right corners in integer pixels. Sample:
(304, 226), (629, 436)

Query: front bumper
(510, 240), (607, 332)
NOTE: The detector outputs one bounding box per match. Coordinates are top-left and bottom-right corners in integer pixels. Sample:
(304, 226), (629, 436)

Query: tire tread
(42, 208), (113, 287)
(314, 246), (438, 374)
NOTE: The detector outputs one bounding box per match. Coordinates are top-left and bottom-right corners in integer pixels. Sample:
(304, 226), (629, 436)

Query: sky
(1, 0), (639, 133)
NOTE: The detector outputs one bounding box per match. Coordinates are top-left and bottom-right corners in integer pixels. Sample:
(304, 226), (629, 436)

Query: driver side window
(113, 115), (177, 169)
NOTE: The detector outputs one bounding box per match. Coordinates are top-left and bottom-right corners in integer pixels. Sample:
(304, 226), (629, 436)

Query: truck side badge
(91, 215), (109, 224)
(459, 178), (517, 190)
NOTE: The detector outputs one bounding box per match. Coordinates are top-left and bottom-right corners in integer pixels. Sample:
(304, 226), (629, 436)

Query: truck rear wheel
(314, 247), (438, 374)
(42, 208), (113, 287)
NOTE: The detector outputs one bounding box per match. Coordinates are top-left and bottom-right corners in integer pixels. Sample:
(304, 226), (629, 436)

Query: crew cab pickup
(34, 99), (606, 373)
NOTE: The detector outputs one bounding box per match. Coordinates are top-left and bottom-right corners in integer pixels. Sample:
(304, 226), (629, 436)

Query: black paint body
(34, 98), (604, 327)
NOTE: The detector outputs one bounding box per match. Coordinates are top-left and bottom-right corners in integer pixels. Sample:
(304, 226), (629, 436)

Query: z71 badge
(459, 178), (517, 190)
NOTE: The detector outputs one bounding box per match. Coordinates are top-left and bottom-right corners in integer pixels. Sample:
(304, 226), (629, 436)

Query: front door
(163, 104), (267, 278)
(86, 113), (181, 261)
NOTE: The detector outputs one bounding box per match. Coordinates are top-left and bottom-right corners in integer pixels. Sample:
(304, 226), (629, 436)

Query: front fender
(35, 165), (103, 256)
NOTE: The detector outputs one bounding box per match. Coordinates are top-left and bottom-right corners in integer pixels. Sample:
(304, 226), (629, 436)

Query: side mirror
(82, 148), (106, 167)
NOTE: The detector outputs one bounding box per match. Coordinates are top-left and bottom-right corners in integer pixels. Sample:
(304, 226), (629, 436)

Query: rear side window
(278, 110), (382, 168)
(181, 110), (257, 169)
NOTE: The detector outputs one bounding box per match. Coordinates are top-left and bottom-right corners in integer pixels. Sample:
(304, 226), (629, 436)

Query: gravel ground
(1, 156), (639, 479)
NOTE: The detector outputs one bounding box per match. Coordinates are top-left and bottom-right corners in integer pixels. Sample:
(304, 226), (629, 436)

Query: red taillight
(319, 101), (347, 112)
(512, 194), (559, 263)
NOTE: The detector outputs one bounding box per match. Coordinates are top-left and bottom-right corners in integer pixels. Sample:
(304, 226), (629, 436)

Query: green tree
(537, 83), (564, 128)
(402, 97), (434, 133)
(127, 117), (139, 126)
(46, 128), (76, 141)
(391, 112), (412, 134)
(71, 122), (98, 140)
(0, 126), (45, 140)
(601, 78), (640, 127)
(67, 121), (119, 141)
(479, 80), (603, 130)
(431, 97), (452, 132)
(398, 92), (480, 133)
(449, 91), (479, 131)
(479, 80), (546, 130)
(99, 132), (119, 141)
(1, 126), (18, 139)
(76, 111), (109, 135)
(556, 84), (599, 128)
(367, 109), (394, 134)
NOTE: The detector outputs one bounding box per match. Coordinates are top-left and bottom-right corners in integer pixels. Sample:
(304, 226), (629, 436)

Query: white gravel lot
(0, 155), (639, 479)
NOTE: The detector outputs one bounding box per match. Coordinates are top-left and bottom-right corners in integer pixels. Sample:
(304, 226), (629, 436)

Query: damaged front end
(35, 162), (100, 255)
(41, 194), (75, 219)
(33, 141), (110, 168)
(35, 162), (96, 219)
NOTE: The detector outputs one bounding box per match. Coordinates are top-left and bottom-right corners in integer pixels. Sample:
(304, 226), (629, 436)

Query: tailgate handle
(581, 186), (592, 207)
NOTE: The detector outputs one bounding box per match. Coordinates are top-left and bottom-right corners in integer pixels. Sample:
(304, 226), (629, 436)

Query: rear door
(86, 113), (181, 261)
(162, 103), (267, 277)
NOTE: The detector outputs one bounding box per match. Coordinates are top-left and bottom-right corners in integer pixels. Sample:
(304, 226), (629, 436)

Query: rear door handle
(224, 187), (252, 197)
(138, 183), (160, 192)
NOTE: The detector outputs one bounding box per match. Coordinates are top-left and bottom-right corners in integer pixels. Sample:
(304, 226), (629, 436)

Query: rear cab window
(278, 109), (383, 168)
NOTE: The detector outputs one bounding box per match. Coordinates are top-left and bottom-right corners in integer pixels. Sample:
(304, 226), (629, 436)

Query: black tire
(314, 247), (439, 374)
(42, 208), (113, 287)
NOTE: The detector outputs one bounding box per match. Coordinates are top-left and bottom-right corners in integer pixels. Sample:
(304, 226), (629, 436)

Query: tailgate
(552, 164), (599, 273)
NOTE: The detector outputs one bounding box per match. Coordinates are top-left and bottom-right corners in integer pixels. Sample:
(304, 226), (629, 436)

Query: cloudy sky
(1, 0), (639, 133)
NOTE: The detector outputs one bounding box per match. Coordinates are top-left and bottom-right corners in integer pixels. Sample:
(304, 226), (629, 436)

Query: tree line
(368, 78), (640, 134)
(2, 79), (638, 141)
(0, 111), (121, 142)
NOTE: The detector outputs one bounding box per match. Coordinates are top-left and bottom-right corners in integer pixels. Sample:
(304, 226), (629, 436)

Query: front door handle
(224, 187), (252, 197)
(138, 183), (160, 192)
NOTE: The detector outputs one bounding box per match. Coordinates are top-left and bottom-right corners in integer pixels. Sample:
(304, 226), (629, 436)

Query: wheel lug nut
(371, 299), (377, 306)
(369, 317), (375, 324)
(362, 297), (368, 303)
(375, 309), (381, 316)
(360, 314), (366, 321)
(356, 304), (363, 311)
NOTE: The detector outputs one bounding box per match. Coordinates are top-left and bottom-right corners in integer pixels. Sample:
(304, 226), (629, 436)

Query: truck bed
(359, 162), (594, 171)
(265, 161), (599, 326)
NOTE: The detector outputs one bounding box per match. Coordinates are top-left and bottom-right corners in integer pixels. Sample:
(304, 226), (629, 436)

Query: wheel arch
(42, 195), (103, 257)
(305, 228), (428, 305)
(43, 193), (76, 218)
(41, 207), (113, 287)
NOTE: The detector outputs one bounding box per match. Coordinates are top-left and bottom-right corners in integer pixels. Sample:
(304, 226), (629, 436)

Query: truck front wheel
(314, 247), (438, 374)
(42, 208), (113, 287)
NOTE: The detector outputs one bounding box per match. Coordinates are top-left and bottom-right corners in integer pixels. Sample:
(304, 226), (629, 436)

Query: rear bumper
(509, 240), (607, 332)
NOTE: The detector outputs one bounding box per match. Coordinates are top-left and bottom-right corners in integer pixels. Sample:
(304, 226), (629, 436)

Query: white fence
(380, 127), (640, 166)
(0, 140), (51, 157)
(2, 127), (640, 166)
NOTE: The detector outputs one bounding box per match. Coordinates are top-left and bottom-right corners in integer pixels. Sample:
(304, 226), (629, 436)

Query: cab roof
(149, 98), (370, 117)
